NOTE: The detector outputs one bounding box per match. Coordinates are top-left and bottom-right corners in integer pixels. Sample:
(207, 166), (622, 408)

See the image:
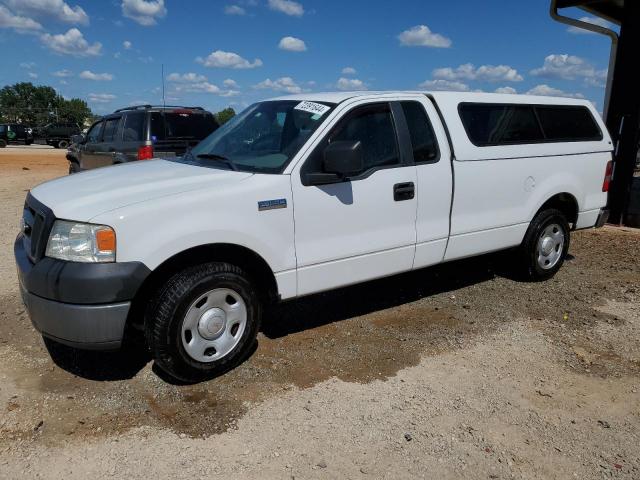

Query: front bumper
(19, 285), (129, 349)
(15, 234), (150, 350)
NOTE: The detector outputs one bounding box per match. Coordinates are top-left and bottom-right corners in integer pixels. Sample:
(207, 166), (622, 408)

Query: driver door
(291, 101), (418, 295)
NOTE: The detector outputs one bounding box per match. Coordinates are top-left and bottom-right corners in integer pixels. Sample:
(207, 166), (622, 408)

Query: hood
(30, 159), (253, 221)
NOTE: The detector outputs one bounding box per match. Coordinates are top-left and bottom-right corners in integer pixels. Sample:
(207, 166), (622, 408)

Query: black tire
(0, 139), (6, 148)
(517, 208), (570, 281)
(68, 162), (80, 174)
(145, 262), (262, 382)
(58, 140), (69, 149)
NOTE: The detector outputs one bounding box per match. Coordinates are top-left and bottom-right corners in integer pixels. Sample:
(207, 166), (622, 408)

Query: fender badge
(258, 199), (287, 211)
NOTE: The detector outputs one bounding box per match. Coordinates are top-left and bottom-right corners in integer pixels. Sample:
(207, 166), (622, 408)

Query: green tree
(0, 82), (93, 127)
(55, 97), (92, 126)
(215, 107), (236, 125)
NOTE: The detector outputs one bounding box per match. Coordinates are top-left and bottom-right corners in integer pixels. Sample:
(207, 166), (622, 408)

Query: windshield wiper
(195, 153), (238, 171)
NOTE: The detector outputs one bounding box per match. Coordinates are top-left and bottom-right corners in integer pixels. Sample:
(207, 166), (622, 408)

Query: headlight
(45, 220), (116, 263)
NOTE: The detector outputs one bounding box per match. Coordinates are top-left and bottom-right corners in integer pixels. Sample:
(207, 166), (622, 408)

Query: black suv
(0, 124), (34, 147)
(67, 105), (219, 173)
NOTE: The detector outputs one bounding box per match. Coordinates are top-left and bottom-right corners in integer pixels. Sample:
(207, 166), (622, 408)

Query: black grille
(22, 193), (55, 263)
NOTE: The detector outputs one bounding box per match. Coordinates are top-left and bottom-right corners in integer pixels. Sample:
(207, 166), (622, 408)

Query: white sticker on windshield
(294, 101), (331, 117)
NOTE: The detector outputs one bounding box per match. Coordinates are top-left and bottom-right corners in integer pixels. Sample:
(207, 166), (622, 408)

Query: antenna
(161, 63), (166, 109)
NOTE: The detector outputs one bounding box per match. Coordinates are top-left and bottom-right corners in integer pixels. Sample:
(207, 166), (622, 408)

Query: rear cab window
(150, 110), (218, 143)
(401, 101), (439, 163)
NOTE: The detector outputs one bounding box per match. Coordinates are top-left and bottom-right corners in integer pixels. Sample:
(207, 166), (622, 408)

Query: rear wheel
(58, 140), (69, 149)
(517, 208), (570, 281)
(145, 262), (262, 382)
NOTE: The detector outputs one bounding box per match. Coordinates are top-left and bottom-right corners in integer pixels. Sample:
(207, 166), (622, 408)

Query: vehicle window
(102, 118), (120, 143)
(535, 106), (602, 141)
(401, 101), (439, 163)
(86, 121), (103, 143)
(459, 104), (544, 146)
(123, 112), (145, 142)
(150, 111), (218, 142)
(186, 100), (335, 173)
(332, 103), (400, 172)
(0, 125), (5, 133)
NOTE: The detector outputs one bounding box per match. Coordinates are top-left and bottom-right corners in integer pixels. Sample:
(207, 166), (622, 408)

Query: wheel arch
(126, 243), (279, 332)
(533, 192), (579, 228)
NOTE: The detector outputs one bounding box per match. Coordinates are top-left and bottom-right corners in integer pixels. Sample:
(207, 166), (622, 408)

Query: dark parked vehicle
(37, 122), (81, 149)
(67, 105), (219, 174)
(0, 124), (34, 147)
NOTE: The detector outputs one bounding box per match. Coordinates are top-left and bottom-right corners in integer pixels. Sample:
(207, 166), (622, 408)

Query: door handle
(393, 182), (415, 201)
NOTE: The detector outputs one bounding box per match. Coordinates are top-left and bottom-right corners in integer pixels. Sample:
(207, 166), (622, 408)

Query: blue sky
(0, 0), (617, 115)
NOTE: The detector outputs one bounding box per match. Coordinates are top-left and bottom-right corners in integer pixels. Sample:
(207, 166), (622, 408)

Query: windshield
(182, 100), (335, 173)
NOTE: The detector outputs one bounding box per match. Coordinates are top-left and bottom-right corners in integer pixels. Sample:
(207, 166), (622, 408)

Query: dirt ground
(0, 147), (638, 479)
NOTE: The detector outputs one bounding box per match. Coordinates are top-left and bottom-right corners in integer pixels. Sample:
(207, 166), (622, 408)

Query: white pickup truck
(15, 91), (612, 381)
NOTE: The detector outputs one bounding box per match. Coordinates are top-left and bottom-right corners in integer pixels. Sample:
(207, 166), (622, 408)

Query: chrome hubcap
(181, 288), (247, 363)
(537, 223), (565, 270)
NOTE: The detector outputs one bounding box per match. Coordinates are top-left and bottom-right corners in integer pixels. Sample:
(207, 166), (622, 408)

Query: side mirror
(303, 140), (364, 186)
(323, 140), (364, 176)
(71, 134), (85, 145)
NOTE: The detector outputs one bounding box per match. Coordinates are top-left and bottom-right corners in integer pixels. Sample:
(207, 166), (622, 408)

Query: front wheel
(517, 208), (570, 281)
(145, 262), (262, 382)
(57, 140), (69, 149)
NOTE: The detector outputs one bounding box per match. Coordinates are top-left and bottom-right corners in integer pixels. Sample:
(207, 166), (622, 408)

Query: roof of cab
(269, 90), (595, 107)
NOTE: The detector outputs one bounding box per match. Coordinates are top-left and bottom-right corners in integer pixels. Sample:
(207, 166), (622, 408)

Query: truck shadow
(45, 252), (511, 382)
(263, 253), (503, 338)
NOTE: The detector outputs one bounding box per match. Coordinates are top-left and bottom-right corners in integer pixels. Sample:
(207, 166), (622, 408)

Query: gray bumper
(20, 286), (129, 350)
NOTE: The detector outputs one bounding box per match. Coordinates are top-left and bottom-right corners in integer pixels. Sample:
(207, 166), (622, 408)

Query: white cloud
(123, 40), (132, 49)
(28, 72), (38, 79)
(20, 62), (36, 68)
(224, 5), (245, 15)
(196, 50), (263, 69)
(418, 79), (470, 91)
(336, 77), (367, 91)
(40, 28), (102, 56)
(398, 25), (451, 48)
(255, 77), (303, 94)
(223, 78), (239, 88)
(167, 72), (207, 83)
(268, 0), (303, 17)
(341, 66), (356, 75)
(167, 72), (235, 95)
(52, 69), (73, 77)
(494, 86), (517, 94)
(80, 70), (114, 81)
(0, 5), (42, 32)
(278, 36), (306, 52)
(567, 16), (614, 34)
(121, 0), (166, 26)
(175, 82), (221, 94)
(526, 84), (584, 99)
(5, 0), (88, 25)
(433, 63), (523, 83)
(531, 54), (607, 87)
(88, 93), (116, 103)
